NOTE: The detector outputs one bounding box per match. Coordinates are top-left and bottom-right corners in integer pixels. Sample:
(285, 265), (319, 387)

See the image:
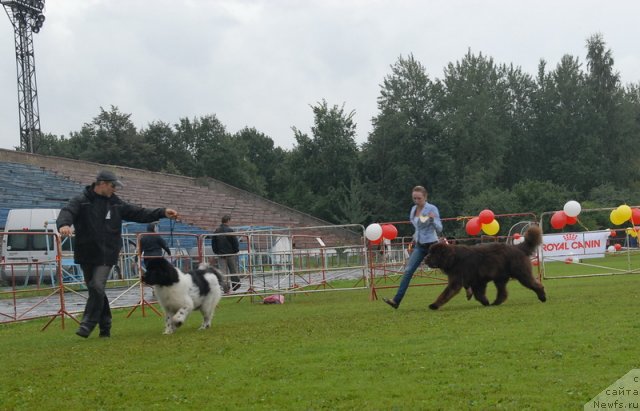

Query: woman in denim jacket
(383, 185), (442, 309)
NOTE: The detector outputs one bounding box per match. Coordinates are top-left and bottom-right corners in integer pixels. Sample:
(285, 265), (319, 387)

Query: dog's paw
(428, 303), (439, 310)
(172, 311), (187, 326)
(465, 288), (473, 300)
(163, 329), (174, 335)
(198, 324), (211, 330)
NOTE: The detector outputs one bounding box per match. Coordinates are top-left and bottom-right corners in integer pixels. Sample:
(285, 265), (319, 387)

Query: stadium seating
(0, 149), (355, 247)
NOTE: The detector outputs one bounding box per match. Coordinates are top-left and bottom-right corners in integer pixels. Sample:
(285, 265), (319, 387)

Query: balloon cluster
(465, 209), (499, 236)
(609, 204), (640, 226)
(512, 232), (523, 245)
(550, 200), (582, 230)
(365, 223), (398, 245)
(607, 244), (622, 253)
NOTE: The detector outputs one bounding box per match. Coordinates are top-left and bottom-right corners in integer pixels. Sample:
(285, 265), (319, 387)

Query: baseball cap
(96, 170), (124, 188)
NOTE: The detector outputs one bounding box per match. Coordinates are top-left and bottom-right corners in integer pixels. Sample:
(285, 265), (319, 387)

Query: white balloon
(564, 200), (582, 217)
(607, 245), (616, 253)
(365, 223), (383, 241)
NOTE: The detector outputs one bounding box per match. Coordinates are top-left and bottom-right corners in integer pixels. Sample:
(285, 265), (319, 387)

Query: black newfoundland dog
(424, 225), (546, 310)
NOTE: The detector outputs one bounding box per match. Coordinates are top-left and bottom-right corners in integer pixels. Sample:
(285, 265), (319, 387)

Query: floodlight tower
(2, 0), (45, 153)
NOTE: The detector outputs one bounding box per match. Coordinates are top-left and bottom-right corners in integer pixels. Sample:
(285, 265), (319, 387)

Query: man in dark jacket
(211, 214), (240, 291)
(57, 170), (178, 339)
(139, 222), (171, 267)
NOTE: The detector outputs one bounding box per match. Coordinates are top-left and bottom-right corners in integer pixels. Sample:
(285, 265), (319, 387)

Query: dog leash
(169, 217), (175, 247)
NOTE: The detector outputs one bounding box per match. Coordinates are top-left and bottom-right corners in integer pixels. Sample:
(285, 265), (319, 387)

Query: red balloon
(632, 208), (640, 225)
(381, 224), (398, 240)
(550, 211), (567, 230)
(566, 215), (577, 225)
(614, 243), (622, 251)
(465, 217), (482, 236)
(370, 237), (383, 245)
(478, 209), (495, 224)
(610, 230), (617, 237)
(513, 233), (521, 239)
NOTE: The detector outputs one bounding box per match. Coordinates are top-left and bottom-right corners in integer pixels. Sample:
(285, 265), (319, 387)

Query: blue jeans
(393, 242), (434, 305)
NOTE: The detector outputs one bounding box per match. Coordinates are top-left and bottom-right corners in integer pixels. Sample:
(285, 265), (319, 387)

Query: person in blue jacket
(383, 185), (442, 309)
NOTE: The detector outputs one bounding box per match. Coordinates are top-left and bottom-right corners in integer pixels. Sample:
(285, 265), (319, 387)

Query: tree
(173, 114), (227, 177)
(141, 120), (190, 175)
(62, 106), (154, 168)
(329, 178), (371, 226)
(172, 114), (253, 189)
(29, 132), (72, 157)
(532, 54), (591, 191)
(584, 34), (639, 188)
(232, 127), (287, 198)
(281, 100), (359, 222)
(497, 65), (538, 188)
(437, 51), (513, 211)
(361, 54), (441, 221)
(13, 34), (640, 228)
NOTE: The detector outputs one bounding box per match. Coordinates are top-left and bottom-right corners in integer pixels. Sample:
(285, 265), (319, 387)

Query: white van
(0, 208), (65, 284)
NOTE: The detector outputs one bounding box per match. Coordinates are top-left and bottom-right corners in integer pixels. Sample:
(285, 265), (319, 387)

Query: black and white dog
(143, 258), (224, 334)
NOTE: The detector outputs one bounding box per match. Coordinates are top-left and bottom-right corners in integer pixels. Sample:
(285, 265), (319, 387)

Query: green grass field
(540, 251), (640, 278)
(1, 274), (638, 410)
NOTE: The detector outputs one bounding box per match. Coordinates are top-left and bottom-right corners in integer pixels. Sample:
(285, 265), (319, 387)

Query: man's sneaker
(75, 326), (91, 338)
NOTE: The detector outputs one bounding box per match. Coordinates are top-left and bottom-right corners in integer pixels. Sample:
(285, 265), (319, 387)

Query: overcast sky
(1, 0), (639, 151)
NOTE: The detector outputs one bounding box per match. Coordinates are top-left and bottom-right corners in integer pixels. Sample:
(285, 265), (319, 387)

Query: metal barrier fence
(1, 224), (370, 327)
(0, 232), (76, 330)
(539, 207), (640, 279)
(198, 224), (370, 300)
(5, 209), (639, 329)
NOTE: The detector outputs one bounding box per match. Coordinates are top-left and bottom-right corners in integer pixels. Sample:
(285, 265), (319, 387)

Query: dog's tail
(210, 267), (230, 294)
(517, 225), (543, 256)
(197, 262), (230, 294)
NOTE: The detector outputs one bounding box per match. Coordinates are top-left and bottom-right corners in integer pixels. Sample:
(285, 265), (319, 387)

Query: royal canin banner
(542, 230), (610, 259)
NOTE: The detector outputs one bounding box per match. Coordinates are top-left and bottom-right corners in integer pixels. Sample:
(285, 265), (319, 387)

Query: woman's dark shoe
(382, 297), (398, 309)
